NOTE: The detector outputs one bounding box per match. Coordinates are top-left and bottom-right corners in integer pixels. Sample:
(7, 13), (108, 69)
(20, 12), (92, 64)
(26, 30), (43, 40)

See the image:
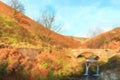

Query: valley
(0, 1), (120, 80)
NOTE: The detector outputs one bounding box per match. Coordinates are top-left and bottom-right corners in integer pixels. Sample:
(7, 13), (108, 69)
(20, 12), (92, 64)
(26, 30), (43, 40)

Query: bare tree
(37, 9), (61, 32)
(87, 27), (105, 37)
(9, 0), (25, 18)
(37, 9), (61, 52)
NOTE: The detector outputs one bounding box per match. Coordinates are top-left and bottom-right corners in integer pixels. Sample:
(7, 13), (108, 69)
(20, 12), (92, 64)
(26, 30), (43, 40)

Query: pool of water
(67, 75), (99, 80)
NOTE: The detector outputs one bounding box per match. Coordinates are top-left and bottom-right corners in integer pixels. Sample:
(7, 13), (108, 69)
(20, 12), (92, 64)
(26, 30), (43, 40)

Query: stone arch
(77, 52), (94, 59)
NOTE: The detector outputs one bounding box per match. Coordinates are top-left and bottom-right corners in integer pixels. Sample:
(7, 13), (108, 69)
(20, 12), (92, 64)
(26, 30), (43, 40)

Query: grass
(0, 13), (44, 49)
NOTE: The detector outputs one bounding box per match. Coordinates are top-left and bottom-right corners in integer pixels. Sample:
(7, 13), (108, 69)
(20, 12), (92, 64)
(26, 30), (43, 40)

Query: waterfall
(84, 58), (100, 76)
(84, 62), (90, 75)
(96, 64), (100, 76)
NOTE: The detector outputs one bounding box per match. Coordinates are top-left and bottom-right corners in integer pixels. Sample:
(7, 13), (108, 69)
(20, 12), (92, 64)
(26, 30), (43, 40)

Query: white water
(96, 64), (99, 75)
(84, 63), (90, 75)
(84, 58), (100, 76)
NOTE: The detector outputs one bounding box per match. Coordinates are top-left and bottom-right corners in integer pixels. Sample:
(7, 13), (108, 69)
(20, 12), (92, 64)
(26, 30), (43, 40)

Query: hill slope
(0, 1), (80, 49)
(83, 27), (120, 49)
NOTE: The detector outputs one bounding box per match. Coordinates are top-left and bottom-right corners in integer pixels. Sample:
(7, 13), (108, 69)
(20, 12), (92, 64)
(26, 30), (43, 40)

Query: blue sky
(2, 0), (120, 37)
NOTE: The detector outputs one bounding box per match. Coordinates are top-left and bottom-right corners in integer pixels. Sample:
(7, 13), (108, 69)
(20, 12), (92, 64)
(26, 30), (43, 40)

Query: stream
(66, 58), (101, 80)
(68, 75), (99, 80)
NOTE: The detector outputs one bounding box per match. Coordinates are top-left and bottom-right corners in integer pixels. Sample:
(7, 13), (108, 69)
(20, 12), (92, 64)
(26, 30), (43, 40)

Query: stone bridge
(71, 49), (117, 61)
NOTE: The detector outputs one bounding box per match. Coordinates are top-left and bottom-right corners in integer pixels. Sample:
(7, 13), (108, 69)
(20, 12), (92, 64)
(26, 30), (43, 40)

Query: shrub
(107, 55), (120, 70)
(0, 63), (8, 79)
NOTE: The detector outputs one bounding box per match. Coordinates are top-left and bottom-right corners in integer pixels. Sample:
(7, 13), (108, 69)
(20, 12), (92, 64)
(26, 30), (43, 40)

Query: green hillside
(0, 13), (42, 48)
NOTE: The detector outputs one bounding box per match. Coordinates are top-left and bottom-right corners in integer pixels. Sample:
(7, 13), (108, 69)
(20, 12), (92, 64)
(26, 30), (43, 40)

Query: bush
(98, 55), (120, 80)
(0, 63), (8, 79)
(107, 55), (120, 70)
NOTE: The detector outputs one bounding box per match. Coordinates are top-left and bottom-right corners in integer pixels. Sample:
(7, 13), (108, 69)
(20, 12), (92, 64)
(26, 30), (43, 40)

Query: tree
(37, 9), (61, 52)
(37, 9), (61, 32)
(9, 0), (25, 18)
(87, 27), (105, 37)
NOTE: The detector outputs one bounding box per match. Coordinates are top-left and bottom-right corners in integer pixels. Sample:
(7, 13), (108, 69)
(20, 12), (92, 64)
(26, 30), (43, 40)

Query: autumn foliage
(83, 27), (120, 49)
(0, 48), (49, 80)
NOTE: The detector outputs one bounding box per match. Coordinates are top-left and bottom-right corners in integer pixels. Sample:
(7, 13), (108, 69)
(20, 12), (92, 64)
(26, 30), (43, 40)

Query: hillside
(83, 27), (120, 49)
(71, 36), (87, 43)
(0, 1), (83, 80)
(0, 1), (80, 49)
